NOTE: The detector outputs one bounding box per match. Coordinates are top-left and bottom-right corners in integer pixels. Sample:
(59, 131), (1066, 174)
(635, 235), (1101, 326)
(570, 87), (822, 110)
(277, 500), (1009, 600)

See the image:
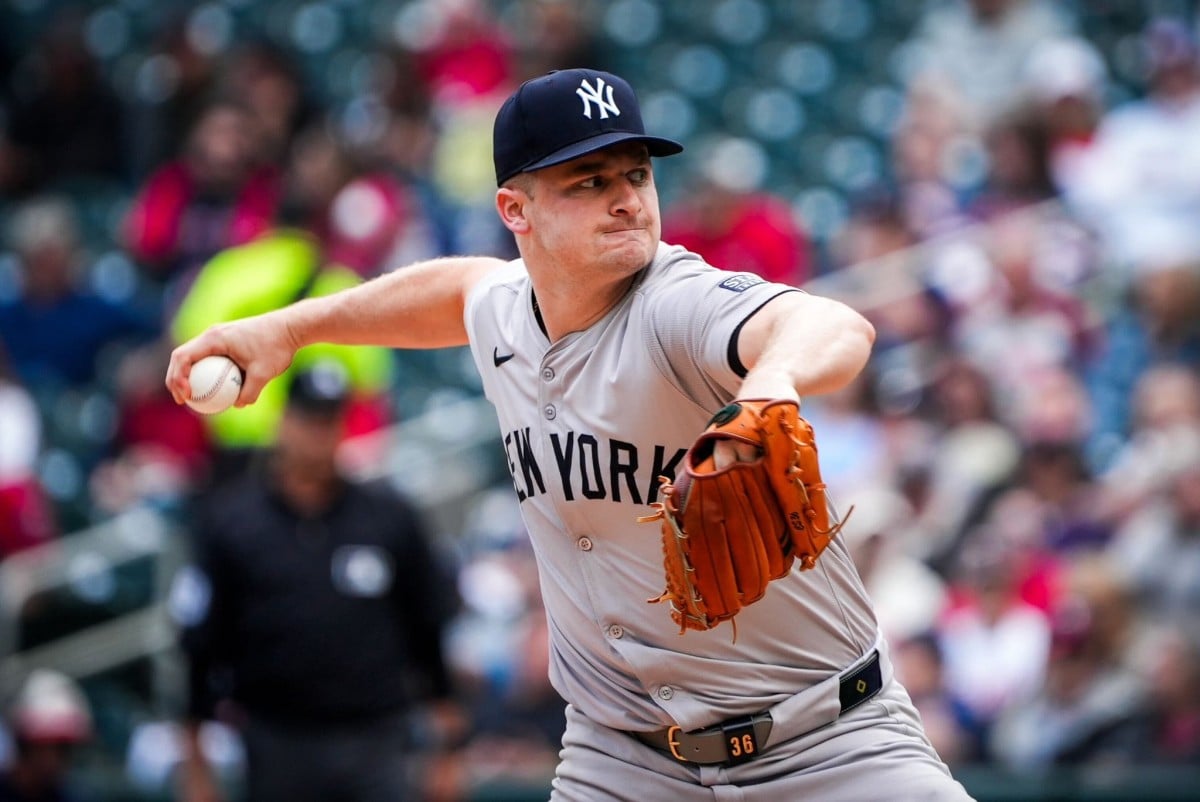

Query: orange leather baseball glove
(640, 399), (846, 634)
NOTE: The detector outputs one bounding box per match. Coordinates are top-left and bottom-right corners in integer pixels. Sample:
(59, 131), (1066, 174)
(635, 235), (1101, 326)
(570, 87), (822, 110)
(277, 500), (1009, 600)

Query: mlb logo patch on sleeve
(718, 274), (765, 292)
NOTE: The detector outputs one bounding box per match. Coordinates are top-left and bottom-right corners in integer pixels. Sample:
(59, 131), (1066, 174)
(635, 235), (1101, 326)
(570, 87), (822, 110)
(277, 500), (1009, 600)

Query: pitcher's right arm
(165, 256), (505, 406)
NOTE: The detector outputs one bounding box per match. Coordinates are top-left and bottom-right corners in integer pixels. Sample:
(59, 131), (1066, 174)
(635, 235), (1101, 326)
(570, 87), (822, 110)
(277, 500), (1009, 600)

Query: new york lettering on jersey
(502, 426), (686, 504)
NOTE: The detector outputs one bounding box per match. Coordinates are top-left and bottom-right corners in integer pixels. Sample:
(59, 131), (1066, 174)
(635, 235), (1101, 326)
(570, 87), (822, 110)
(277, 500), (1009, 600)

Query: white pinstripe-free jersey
(464, 242), (878, 733)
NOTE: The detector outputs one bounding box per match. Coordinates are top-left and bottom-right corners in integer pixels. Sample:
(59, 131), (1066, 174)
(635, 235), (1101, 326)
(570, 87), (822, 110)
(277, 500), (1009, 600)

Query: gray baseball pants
(550, 654), (975, 801)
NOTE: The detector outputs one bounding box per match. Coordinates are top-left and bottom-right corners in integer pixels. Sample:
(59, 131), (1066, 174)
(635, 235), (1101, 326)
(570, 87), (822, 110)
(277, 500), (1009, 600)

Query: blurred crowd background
(1, 0), (1199, 799)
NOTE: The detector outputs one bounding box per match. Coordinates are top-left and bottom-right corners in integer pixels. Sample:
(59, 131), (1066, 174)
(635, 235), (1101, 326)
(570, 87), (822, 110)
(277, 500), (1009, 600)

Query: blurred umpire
(170, 362), (461, 802)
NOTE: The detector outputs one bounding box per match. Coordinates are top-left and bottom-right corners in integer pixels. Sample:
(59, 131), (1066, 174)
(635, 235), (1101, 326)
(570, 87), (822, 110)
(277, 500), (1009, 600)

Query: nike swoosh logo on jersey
(493, 347), (515, 367)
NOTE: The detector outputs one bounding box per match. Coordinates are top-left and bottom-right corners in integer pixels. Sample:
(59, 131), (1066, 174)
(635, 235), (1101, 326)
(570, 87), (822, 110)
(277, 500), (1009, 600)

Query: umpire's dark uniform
(173, 370), (456, 802)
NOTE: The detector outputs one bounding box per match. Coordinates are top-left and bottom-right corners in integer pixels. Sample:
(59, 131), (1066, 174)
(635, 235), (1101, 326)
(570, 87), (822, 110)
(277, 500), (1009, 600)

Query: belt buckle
(666, 725), (685, 762)
(719, 716), (760, 766)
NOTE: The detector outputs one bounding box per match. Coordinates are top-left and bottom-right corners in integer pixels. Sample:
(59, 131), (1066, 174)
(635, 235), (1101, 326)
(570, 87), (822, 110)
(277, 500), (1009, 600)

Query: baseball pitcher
(168, 69), (975, 801)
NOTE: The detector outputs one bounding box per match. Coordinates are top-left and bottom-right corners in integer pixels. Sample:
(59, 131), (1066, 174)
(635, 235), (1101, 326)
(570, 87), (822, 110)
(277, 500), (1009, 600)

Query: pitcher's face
(515, 142), (661, 280)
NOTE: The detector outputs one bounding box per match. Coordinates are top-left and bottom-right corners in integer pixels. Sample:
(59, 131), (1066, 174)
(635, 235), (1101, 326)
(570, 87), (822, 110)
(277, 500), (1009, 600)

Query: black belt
(633, 650), (882, 766)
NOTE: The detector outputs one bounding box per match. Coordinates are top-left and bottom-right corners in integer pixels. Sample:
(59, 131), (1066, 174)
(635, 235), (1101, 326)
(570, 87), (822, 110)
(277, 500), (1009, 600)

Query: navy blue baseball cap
(493, 68), (684, 186)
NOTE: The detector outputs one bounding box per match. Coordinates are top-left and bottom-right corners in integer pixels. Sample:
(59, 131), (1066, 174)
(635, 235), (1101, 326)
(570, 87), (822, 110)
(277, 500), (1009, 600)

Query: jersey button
(577, 536), (593, 551)
(544, 404), (557, 420)
(541, 367), (555, 382)
(657, 686), (675, 701)
(606, 624), (624, 639)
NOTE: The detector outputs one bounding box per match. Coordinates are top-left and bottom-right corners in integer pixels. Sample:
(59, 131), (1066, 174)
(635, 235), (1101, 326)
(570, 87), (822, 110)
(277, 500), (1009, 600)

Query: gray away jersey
(464, 243), (878, 733)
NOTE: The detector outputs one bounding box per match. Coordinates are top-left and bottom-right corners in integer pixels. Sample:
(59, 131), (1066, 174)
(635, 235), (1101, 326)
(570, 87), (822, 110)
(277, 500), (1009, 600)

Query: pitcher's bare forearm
(285, 256), (504, 350)
(166, 256), (505, 406)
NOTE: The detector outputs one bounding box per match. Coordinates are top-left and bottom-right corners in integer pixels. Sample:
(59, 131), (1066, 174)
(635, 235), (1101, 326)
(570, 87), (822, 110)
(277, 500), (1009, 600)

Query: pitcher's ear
(496, 186), (531, 235)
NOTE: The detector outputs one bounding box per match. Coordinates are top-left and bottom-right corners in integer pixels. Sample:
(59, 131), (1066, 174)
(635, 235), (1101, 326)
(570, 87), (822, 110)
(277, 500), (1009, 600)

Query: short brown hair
(503, 172), (536, 197)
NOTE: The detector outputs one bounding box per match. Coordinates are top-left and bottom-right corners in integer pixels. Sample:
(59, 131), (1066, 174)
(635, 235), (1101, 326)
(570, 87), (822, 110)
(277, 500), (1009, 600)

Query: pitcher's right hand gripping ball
(640, 399), (846, 634)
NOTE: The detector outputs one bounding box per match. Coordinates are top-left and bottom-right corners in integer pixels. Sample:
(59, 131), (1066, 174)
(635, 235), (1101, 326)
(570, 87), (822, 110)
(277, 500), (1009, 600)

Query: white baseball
(186, 355), (244, 415)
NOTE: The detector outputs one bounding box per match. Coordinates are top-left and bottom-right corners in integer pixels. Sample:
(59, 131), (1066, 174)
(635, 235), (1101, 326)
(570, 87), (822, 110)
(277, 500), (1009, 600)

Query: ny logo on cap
(576, 77), (621, 120)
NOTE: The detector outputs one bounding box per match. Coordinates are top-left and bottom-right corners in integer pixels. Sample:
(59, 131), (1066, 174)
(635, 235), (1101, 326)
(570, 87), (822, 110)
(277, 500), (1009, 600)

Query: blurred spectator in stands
(663, 136), (811, 285)
(841, 486), (947, 645)
(367, 47), (460, 258)
(402, 0), (515, 252)
(1021, 37), (1108, 195)
(938, 533), (1052, 751)
(126, 11), (223, 179)
(0, 343), (57, 559)
(905, 0), (1074, 130)
(831, 191), (918, 272)
(892, 633), (977, 764)
(936, 369), (1100, 604)
(122, 99), (281, 287)
(375, 46), (438, 181)
(950, 212), (1097, 408)
(1106, 427), (1200, 644)
(829, 192), (946, 351)
(410, 0), (513, 109)
(0, 197), (156, 390)
(801, 373), (892, 501)
(1065, 17), (1200, 272)
(990, 558), (1146, 769)
(969, 109), (1055, 219)
(1096, 365), (1200, 524)
(1085, 255), (1200, 471)
(172, 365), (462, 802)
(218, 42), (315, 170)
(889, 80), (971, 237)
(285, 122), (439, 277)
(1010, 364), (1093, 450)
(511, 0), (606, 80)
(282, 124), (388, 275)
(909, 359), (1021, 565)
(0, 9), (125, 197)
(826, 194), (954, 438)
(0, 669), (94, 802)
(88, 342), (212, 519)
(988, 439), (1110, 557)
(1127, 626), (1200, 765)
